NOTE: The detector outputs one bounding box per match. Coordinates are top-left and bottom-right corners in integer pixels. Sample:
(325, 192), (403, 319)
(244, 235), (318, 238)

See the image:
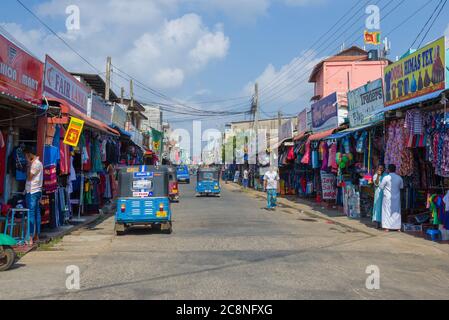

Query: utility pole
(278, 110), (283, 132)
(129, 79), (134, 127)
(120, 87), (124, 104)
(105, 56), (112, 101)
(254, 83), (259, 166)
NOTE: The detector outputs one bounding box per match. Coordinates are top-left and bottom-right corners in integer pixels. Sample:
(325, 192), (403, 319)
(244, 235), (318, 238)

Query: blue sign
(311, 92), (338, 132)
(134, 172), (154, 179)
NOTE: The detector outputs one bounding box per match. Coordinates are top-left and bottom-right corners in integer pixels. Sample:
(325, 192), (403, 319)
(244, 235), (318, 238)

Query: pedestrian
(243, 168), (249, 189)
(264, 167), (280, 210)
(379, 164), (404, 232)
(24, 146), (43, 243)
(372, 164), (386, 229)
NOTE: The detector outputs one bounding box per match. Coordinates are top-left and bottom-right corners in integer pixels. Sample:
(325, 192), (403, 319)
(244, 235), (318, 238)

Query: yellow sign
(153, 141), (160, 151)
(384, 37), (446, 107)
(63, 117), (84, 147)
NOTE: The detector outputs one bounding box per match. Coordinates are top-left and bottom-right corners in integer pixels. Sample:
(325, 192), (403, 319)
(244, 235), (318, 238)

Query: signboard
(0, 34), (43, 104)
(279, 119), (293, 142)
(311, 92), (338, 132)
(347, 79), (384, 127)
(112, 104), (128, 129)
(320, 172), (337, 200)
(384, 37), (446, 107)
(63, 117), (85, 147)
(297, 109), (310, 135)
(43, 55), (89, 113)
(90, 94), (112, 125)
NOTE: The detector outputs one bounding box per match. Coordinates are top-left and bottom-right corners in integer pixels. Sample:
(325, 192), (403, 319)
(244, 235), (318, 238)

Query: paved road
(2, 178), (449, 300)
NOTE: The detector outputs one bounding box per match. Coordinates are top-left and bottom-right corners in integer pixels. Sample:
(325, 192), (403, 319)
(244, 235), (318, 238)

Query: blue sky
(1, 0), (448, 130)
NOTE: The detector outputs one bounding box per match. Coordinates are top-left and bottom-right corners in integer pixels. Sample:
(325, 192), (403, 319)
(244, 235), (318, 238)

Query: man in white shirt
(379, 164), (404, 232)
(24, 146), (43, 241)
(264, 167), (280, 210)
(243, 169), (249, 189)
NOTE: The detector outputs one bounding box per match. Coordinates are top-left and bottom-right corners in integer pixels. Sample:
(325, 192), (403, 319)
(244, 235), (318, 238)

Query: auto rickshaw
(0, 234), (17, 271)
(176, 165), (190, 184)
(115, 166), (173, 235)
(166, 166), (179, 202)
(196, 167), (221, 197)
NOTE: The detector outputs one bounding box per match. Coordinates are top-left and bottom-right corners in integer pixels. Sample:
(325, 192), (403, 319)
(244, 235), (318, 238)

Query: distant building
(142, 105), (163, 132)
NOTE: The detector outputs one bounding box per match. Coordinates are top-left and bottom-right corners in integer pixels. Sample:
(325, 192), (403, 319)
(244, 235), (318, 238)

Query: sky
(1, 0), (449, 132)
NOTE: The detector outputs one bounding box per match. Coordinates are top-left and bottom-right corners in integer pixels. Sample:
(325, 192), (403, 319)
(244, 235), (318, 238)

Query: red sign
(0, 34), (43, 104)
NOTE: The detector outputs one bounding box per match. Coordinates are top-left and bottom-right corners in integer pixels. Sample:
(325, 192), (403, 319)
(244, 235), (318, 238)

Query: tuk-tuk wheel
(115, 223), (127, 236)
(0, 246), (16, 272)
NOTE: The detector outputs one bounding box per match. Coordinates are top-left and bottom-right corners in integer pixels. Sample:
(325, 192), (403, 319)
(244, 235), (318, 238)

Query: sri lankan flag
(364, 31), (381, 45)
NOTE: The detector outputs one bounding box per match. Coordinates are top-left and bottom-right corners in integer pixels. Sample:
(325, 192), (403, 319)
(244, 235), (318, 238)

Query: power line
(409, 0), (443, 49)
(15, 0), (100, 73)
(417, 0), (448, 48)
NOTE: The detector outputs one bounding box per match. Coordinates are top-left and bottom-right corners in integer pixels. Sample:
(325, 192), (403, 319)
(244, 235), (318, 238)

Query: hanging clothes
(0, 132), (7, 195)
(59, 127), (71, 175)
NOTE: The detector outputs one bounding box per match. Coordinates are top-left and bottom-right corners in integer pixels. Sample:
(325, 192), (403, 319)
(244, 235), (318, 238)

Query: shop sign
(90, 94), (112, 125)
(63, 117), (85, 147)
(347, 79), (384, 127)
(43, 55), (89, 114)
(0, 34), (43, 104)
(112, 104), (128, 129)
(321, 172), (337, 200)
(279, 119), (293, 142)
(312, 92), (338, 132)
(384, 36), (447, 108)
(297, 108), (310, 135)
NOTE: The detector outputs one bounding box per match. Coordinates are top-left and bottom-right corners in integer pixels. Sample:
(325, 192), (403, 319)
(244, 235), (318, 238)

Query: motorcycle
(0, 234), (17, 271)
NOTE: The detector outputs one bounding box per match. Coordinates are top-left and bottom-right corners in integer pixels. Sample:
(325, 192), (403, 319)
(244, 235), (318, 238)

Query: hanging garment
(0, 132), (7, 194)
(91, 138), (103, 173)
(328, 143), (338, 173)
(43, 145), (59, 167)
(101, 139), (107, 162)
(45, 124), (56, 145)
(59, 127), (71, 175)
(43, 165), (58, 193)
(320, 142), (329, 171)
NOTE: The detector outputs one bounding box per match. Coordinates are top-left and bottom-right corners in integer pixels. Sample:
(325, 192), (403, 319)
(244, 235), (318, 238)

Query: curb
(224, 183), (379, 237)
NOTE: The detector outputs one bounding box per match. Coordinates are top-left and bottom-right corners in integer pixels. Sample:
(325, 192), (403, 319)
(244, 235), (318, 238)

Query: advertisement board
(279, 119), (293, 142)
(320, 172), (337, 200)
(311, 92), (338, 132)
(384, 37), (446, 107)
(297, 109), (309, 135)
(347, 79), (384, 128)
(43, 55), (89, 113)
(90, 94), (112, 125)
(0, 34), (43, 104)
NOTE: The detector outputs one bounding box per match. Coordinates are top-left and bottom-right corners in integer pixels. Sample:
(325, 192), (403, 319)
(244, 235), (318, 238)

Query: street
(2, 178), (449, 300)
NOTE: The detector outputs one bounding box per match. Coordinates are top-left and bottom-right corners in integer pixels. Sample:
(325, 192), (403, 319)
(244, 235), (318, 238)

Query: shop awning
(48, 98), (119, 136)
(324, 123), (380, 140)
(375, 90), (445, 115)
(307, 128), (336, 142)
(293, 132), (310, 141)
(112, 125), (132, 138)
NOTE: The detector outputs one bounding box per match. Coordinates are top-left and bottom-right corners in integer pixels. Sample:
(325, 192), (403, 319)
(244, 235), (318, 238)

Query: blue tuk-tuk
(115, 166), (173, 235)
(176, 165), (190, 184)
(196, 167), (221, 197)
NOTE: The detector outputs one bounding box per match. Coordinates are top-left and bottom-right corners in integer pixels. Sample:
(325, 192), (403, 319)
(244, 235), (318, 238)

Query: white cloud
(3, 1), (230, 91)
(244, 50), (322, 107)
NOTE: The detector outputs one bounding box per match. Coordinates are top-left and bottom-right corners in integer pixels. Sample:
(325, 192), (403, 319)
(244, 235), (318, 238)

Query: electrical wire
(417, 0), (448, 48)
(409, 0), (443, 49)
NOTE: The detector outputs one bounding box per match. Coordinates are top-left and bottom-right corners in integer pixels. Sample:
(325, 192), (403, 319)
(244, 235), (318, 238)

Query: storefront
(380, 36), (449, 238)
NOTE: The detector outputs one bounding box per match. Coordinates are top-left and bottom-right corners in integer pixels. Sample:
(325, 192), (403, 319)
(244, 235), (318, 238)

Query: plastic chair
(4, 209), (31, 245)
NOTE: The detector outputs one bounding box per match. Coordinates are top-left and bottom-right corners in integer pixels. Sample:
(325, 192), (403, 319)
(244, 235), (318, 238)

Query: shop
(0, 33), (44, 236)
(381, 36), (449, 239)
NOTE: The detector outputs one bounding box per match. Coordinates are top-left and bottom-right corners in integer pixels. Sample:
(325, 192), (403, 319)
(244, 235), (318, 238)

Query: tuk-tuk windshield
(199, 171), (219, 181)
(132, 179), (153, 191)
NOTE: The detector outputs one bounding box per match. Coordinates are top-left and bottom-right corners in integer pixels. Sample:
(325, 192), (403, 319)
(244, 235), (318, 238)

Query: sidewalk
(225, 182), (449, 255)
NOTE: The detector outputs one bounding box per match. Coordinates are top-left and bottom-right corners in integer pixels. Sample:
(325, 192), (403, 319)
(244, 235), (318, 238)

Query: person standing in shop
(24, 146), (43, 243)
(264, 167), (280, 211)
(379, 164), (404, 232)
(372, 164), (387, 229)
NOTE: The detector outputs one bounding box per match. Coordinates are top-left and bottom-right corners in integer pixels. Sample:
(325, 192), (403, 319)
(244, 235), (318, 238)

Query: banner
(112, 104), (128, 130)
(384, 36), (446, 107)
(43, 55), (89, 113)
(297, 109), (309, 135)
(320, 172), (337, 200)
(347, 79), (384, 128)
(311, 92), (338, 132)
(151, 128), (163, 155)
(279, 119), (293, 142)
(64, 117), (84, 147)
(90, 94), (112, 125)
(0, 34), (43, 104)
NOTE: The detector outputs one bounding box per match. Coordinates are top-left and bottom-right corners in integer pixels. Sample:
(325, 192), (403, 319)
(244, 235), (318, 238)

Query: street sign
(63, 117), (85, 147)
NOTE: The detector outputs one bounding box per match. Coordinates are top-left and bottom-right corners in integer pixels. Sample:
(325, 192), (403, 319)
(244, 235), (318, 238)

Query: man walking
(264, 167), (279, 210)
(243, 168), (249, 189)
(379, 164), (404, 232)
(24, 146), (43, 243)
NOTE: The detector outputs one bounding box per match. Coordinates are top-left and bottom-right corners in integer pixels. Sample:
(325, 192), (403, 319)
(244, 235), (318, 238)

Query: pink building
(309, 47), (389, 102)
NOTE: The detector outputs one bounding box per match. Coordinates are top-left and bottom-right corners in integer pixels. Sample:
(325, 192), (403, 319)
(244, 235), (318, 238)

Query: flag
(151, 128), (164, 156)
(364, 31), (381, 45)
